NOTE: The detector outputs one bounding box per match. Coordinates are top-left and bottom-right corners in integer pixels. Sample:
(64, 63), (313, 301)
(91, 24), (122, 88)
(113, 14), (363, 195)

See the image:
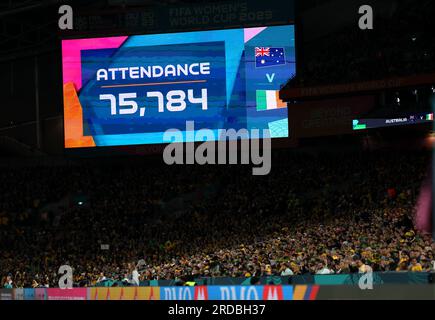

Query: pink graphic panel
(46, 288), (88, 300)
(244, 27), (267, 43)
(62, 36), (128, 91)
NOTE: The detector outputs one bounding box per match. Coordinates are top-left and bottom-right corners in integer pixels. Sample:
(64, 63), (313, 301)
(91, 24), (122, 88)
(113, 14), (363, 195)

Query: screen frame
(61, 22), (298, 156)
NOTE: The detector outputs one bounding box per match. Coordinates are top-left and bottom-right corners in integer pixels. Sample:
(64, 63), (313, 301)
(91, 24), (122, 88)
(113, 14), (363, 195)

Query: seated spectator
(408, 258), (423, 272)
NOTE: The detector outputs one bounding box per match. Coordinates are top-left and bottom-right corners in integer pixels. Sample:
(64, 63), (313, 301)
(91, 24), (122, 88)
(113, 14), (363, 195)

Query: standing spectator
(3, 274), (13, 288)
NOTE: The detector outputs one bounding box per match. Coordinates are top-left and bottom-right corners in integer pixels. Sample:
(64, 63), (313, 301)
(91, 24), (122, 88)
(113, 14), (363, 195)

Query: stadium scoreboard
(62, 25), (296, 148)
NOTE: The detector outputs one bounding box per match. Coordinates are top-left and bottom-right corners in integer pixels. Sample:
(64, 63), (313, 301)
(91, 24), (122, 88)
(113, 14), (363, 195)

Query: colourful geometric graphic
(63, 83), (96, 149)
(268, 118), (289, 138)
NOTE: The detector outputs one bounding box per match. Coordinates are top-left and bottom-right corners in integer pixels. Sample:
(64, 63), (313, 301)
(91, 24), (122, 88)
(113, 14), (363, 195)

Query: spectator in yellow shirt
(408, 258), (423, 272)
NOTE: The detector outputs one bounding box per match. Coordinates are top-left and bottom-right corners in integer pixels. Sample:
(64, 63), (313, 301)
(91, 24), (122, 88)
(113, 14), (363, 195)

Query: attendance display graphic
(62, 25), (295, 148)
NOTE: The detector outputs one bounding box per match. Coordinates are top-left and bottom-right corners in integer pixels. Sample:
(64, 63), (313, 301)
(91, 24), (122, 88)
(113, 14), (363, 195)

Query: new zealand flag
(255, 47), (286, 68)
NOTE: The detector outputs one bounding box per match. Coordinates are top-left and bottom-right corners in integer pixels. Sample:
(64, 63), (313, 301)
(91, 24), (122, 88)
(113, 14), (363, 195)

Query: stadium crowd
(0, 149), (434, 288)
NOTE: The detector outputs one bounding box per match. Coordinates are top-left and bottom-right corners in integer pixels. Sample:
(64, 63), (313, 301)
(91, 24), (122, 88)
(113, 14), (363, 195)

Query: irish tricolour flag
(256, 90), (287, 111)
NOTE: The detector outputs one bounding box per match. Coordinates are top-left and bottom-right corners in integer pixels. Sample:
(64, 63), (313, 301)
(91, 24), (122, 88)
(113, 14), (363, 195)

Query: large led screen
(62, 25), (295, 148)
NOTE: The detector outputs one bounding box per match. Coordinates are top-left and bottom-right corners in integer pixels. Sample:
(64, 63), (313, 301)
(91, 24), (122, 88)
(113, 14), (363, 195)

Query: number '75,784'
(99, 89), (208, 117)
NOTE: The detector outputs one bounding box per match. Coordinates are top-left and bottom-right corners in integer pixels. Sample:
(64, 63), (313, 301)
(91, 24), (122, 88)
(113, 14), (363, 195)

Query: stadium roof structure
(0, 0), (225, 61)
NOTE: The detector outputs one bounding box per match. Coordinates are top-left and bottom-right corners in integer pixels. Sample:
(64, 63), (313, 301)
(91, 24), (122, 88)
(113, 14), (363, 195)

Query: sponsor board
(24, 288), (35, 300)
(69, 1), (295, 35)
(47, 288), (88, 300)
(2, 285), (319, 301)
(160, 285), (318, 301)
(0, 289), (13, 300)
(89, 287), (160, 300)
(161, 286), (196, 301)
(13, 288), (24, 300)
(35, 288), (47, 300)
(208, 285), (294, 300)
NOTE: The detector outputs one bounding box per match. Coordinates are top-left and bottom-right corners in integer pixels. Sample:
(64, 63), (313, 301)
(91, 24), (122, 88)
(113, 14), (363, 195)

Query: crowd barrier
(1, 283), (435, 300)
(138, 272), (432, 287)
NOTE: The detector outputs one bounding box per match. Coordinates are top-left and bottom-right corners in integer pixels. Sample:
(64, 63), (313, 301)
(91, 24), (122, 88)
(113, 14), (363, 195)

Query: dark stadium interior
(0, 0), (434, 301)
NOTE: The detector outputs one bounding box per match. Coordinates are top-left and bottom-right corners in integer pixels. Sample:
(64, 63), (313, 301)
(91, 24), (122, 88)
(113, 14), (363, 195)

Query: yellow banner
(89, 287), (160, 300)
